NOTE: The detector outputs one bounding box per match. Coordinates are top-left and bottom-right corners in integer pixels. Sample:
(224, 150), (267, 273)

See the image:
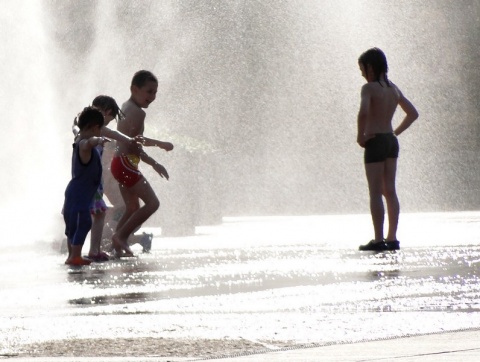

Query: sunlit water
(1, 212), (480, 355)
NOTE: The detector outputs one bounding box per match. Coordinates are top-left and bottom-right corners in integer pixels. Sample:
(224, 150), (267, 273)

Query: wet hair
(92, 95), (125, 121)
(131, 70), (158, 88)
(76, 106), (104, 131)
(358, 47), (391, 87)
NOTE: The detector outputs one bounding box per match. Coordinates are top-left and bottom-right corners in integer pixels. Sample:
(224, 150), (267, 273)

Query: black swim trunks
(364, 133), (399, 163)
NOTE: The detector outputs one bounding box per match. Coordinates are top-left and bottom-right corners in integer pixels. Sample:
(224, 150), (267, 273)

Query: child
(356, 48), (419, 251)
(95, 98), (154, 254)
(110, 70), (174, 256)
(76, 96), (142, 261)
(63, 106), (109, 265)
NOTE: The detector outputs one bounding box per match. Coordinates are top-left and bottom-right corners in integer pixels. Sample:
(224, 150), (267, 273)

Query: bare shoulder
(77, 138), (94, 163)
(122, 99), (146, 120)
(360, 83), (374, 97)
(361, 82), (375, 92)
(119, 99), (145, 136)
(78, 138), (91, 151)
(389, 81), (403, 99)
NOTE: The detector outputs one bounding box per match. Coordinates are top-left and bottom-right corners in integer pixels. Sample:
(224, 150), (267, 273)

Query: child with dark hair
(110, 70), (174, 256)
(72, 96), (147, 261)
(63, 106), (110, 265)
(93, 95), (154, 255)
(357, 48), (419, 251)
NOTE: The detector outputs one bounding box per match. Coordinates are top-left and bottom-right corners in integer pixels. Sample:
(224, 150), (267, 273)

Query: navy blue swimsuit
(364, 133), (399, 164)
(63, 142), (102, 246)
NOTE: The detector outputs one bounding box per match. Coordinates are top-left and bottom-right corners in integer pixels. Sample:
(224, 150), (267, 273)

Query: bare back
(115, 99), (145, 156)
(361, 81), (400, 135)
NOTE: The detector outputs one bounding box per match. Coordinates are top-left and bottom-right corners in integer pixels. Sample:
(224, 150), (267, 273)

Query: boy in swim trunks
(110, 70), (174, 256)
(356, 48), (419, 251)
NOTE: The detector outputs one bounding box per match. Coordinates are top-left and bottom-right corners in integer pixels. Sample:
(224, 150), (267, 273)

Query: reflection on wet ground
(65, 245), (480, 313)
(2, 212), (480, 355)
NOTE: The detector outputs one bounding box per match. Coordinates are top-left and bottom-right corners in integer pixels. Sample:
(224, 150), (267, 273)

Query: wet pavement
(1, 212), (480, 360)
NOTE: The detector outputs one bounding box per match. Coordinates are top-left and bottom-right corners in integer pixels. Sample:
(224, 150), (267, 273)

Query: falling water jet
(0, 1), (69, 246)
(1, 1), (480, 245)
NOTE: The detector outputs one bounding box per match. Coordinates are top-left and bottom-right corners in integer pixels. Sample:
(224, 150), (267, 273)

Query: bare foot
(112, 234), (134, 257)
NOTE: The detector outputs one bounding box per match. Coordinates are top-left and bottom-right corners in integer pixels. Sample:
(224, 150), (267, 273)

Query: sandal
(87, 252), (111, 262)
(66, 256), (92, 266)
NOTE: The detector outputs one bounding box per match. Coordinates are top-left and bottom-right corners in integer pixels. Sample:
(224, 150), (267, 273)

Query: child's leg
(383, 158), (399, 241)
(107, 205), (143, 247)
(65, 239), (73, 264)
(102, 200), (142, 250)
(113, 178), (159, 254)
(365, 162), (386, 241)
(103, 180), (124, 246)
(67, 210), (92, 265)
(64, 211), (74, 263)
(69, 245), (90, 265)
(103, 206), (121, 240)
(89, 211), (106, 257)
(111, 188), (139, 255)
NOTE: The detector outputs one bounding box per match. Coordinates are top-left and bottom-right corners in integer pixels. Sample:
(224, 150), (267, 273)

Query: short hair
(131, 70), (158, 88)
(92, 95), (124, 121)
(358, 47), (390, 86)
(77, 106), (104, 130)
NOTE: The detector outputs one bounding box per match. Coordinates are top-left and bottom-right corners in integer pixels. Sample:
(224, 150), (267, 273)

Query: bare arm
(78, 137), (110, 164)
(101, 126), (139, 144)
(357, 84), (371, 147)
(139, 147), (170, 180)
(142, 136), (174, 151)
(394, 90), (419, 136)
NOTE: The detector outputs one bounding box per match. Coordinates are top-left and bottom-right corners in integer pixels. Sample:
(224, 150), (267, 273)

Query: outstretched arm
(394, 89), (419, 136)
(141, 136), (174, 151)
(101, 127), (144, 145)
(78, 137), (111, 164)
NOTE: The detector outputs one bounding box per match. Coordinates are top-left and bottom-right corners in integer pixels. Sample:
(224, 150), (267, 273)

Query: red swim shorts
(111, 155), (143, 188)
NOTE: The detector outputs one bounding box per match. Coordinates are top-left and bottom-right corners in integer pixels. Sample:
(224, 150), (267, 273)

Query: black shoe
(359, 240), (387, 251)
(385, 240), (400, 250)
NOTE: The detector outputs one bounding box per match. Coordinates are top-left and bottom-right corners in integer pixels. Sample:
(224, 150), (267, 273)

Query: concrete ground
(4, 329), (480, 362)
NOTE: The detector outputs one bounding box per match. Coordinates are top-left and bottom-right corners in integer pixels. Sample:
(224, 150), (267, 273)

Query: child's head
(131, 70), (158, 88)
(77, 106), (104, 132)
(92, 95), (124, 122)
(358, 48), (389, 84)
(130, 70), (158, 108)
